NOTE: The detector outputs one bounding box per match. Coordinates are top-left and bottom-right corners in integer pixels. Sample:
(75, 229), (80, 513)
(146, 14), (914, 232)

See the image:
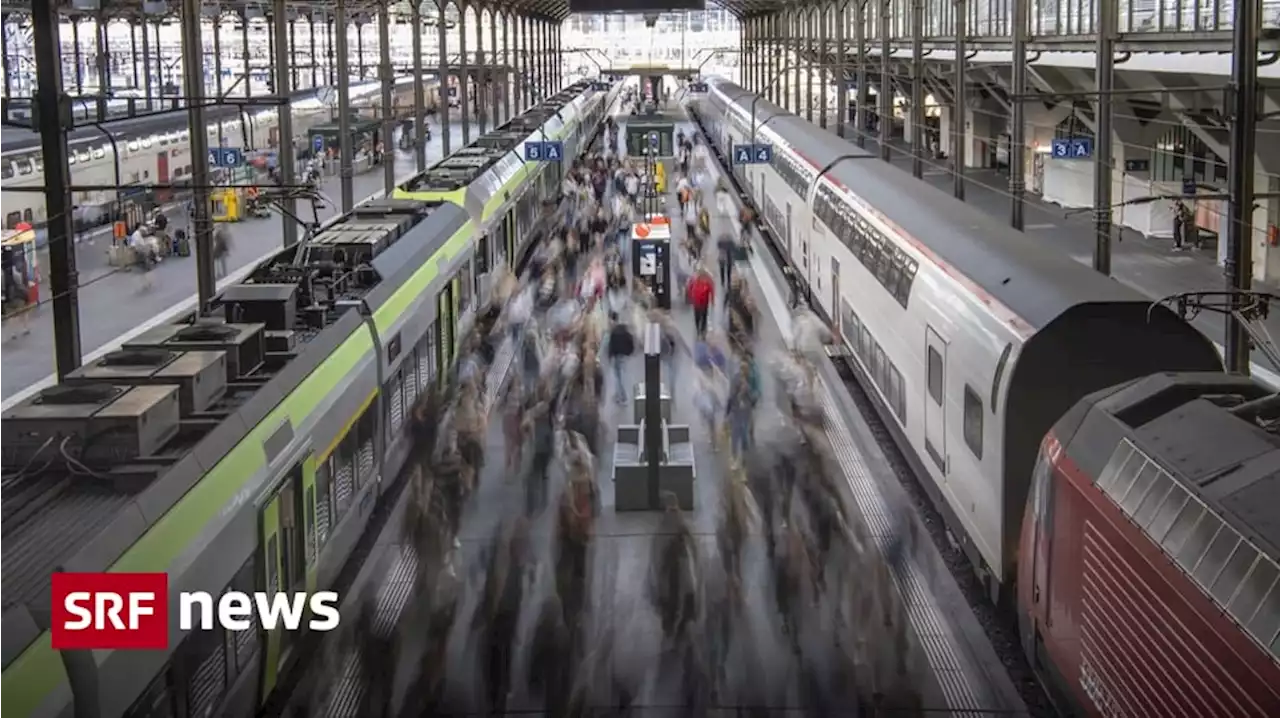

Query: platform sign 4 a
(1050, 137), (1093, 160)
(523, 141), (565, 162)
(733, 143), (774, 165)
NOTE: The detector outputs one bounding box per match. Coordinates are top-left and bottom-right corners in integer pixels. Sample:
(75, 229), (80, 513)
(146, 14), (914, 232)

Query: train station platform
(293, 111), (1027, 717)
(0, 125), (466, 403)
(858, 134), (1280, 381)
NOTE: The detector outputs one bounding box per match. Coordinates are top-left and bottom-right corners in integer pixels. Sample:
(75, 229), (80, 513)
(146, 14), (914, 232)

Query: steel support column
(1225, 0), (1260, 373)
(180, 0), (216, 312)
(242, 13), (252, 100)
(490, 10), (501, 124)
(854, 1), (866, 145)
(770, 14), (779, 104)
(273, 0), (298, 247)
(476, 8), (487, 135)
(309, 14), (318, 87)
(1092, 0), (1116, 274)
(459, 5), (472, 145)
(953, 0), (967, 200)
(32, 0), (81, 379)
(336, 0), (355, 211)
(834, 2), (846, 136)
(805, 8), (814, 123)
(95, 13), (109, 120)
(412, 3), (427, 172)
(378, 0), (396, 194)
(142, 16), (154, 102)
(819, 4), (830, 129)
(783, 10), (793, 111)
(502, 12), (512, 120)
(1010, 0), (1027, 228)
(289, 16), (297, 89)
(437, 1), (452, 157)
(878, 0), (891, 161)
(515, 14), (526, 110)
(910, 0), (923, 178)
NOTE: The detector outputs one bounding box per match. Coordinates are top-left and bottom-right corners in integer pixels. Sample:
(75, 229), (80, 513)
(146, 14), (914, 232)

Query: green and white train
(0, 77), (622, 718)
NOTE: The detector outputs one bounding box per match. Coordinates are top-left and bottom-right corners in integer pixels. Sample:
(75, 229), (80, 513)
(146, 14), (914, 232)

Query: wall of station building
(561, 5), (741, 82)
(739, 0), (1280, 283)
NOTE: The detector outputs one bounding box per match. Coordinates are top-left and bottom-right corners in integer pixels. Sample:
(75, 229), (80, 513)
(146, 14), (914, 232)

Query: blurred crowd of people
(300, 121), (924, 717)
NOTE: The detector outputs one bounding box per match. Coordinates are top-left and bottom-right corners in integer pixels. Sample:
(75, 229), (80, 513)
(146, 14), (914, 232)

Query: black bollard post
(644, 322), (663, 509)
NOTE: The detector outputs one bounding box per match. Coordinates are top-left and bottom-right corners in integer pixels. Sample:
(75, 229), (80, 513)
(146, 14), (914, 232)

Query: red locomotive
(1020, 372), (1280, 717)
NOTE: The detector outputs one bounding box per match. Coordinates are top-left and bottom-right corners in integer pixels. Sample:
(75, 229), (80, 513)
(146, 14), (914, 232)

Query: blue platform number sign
(688, 81), (708, 93)
(208, 147), (243, 168)
(648, 132), (660, 149)
(313, 135), (325, 153)
(524, 141), (564, 162)
(1051, 137), (1093, 160)
(1182, 178), (1197, 196)
(734, 144), (773, 165)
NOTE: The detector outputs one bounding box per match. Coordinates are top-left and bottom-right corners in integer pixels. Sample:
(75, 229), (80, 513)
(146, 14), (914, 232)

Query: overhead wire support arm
(1154, 291), (1280, 374)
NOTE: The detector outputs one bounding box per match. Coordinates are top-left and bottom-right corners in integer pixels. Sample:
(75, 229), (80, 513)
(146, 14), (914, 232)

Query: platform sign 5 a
(733, 143), (774, 165)
(648, 131), (660, 149)
(1050, 137), (1093, 160)
(523, 141), (565, 162)
(208, 147), (244, 168)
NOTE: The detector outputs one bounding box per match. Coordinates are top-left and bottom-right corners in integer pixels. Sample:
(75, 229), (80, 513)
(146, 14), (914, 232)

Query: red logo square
(51, 573), (169, 650)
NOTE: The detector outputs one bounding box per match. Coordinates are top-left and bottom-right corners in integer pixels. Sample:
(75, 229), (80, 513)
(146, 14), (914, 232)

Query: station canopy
(5, 0), (780, 23)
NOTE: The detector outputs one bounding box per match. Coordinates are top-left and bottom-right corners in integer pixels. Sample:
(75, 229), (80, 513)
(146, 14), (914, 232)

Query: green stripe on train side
(1, 220), (474, 718)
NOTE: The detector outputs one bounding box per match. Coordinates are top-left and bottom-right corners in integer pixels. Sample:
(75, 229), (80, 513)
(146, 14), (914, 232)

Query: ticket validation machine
(631, 217), (672, 309)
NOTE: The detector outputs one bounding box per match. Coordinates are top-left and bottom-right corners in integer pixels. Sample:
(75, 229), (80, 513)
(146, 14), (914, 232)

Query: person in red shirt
(686, 267), (715, 338)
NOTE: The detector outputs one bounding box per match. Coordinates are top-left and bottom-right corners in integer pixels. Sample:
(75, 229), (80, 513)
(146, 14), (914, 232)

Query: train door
(257, 457), (316, 698)
(504, 209), (516, 266)
(156, 151), (170, 202)
(924, 326), (948, 473)
(830, 257), (841, 331)
(435, 281), (455, 385)
(451, 275), (461, 356)
(785, 202), (793, 260)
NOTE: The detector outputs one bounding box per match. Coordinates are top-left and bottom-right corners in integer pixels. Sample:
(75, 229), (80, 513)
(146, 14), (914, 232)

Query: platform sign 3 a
(733, 143), (774, 165)
(523, 141), (565, 162)
(208, 147), (244, 168)
(1050, 137), (1093, 160)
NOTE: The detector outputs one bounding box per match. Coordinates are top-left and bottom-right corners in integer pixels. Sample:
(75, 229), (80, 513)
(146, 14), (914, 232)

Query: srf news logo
(51, 573), (340, 650)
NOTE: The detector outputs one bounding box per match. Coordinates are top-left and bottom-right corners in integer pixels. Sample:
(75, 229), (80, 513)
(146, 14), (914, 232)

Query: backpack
(609, 325), (635, 357)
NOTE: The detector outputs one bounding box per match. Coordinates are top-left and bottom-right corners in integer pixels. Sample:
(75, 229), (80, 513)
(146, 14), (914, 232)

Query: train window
(1, 163), (13, 180)
(5, 212), (20, 229)
(16, 159), (32, 175)
(889, 364), (906, 421)
(1132, 474), (1173, 528)
(963, 385), (983, 460)
(873, 342), (887, 388)
(1230, 558), (1278, 630)
(159, 135), (169, 146)
(1175, 512), (1224, 572)
(859, 325), (871, 358)
(142, 137), (153, 148)
(1211, 543), (1259, 605)
(1119, 461), (1162, 514)
(1097, 442), (1139, 493)
(34, 158), (42, 171)
(927, 347), (943, 406)
(991, 343), (1012, 412)
(1245, 578), (1280, 651)
(67, 154), (76, 165)
(22, 209), (32, 223)
(1146, 484), (1189, 541)
(92, 147), (106, 159)
(128, 140), (140, 151)
(1192, 529), (1240, 588)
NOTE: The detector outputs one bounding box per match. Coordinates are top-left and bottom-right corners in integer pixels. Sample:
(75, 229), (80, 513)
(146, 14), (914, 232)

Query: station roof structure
(0, 0), (786, 23)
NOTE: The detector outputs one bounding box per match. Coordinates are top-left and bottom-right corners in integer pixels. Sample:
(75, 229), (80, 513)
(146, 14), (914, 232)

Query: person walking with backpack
(686, 267), (715, 338)
(606, 311), (636, 405)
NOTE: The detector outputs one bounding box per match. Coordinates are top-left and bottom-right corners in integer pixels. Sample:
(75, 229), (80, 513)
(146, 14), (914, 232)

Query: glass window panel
(1097, 443), (1139, 492)
(1175, 513), (1223, 572)
(1161, 502), (1206, 557)
(1230, 559), (1278, 626)
(1119, 463), (1163, 514)
(1211, 544), (1259, 605)
(1147, 486), (1189, 539)
(1132, 477), (1173, 528)
(1192, 529), (1240, 587)
(1245, 581), (1280, 649)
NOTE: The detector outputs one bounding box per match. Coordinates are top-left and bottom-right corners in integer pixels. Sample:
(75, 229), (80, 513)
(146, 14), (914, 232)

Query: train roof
(399, 79), (597, 194)
(1059, 372), (1280, 561)
(1, 77), (422, 155)
(0, 198), (467, 635)
(708, 77), (1148, 332)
